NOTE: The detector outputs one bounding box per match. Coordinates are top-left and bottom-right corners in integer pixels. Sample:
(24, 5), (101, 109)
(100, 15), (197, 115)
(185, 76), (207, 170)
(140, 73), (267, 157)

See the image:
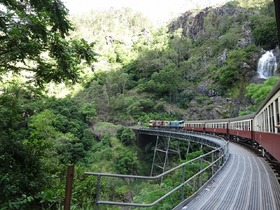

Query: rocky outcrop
(168, 5), (252, 41)
(216, 49), (228, 66)
(168, 10), (206, 40)
(236, 21), (253, 48)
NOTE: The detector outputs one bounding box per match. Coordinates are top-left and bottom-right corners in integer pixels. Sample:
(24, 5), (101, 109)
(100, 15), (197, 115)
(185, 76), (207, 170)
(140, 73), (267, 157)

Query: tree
(115, 150), (139, 174)
(0, 0), (96, 85)
(246, 76), (279, 105)
(216, 45), (259, 94)
(117, 127), (135, 146)
(250, 15), (278, 49)
(80, 102), (96, 123)
(146, 63), (181, 102)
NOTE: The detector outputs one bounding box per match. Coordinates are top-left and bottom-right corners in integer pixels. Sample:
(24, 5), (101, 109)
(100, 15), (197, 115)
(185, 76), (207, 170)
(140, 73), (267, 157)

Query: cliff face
(169, 5), (252, 42)
(169, 9), (208, 40)
(167, 3), (278, 119)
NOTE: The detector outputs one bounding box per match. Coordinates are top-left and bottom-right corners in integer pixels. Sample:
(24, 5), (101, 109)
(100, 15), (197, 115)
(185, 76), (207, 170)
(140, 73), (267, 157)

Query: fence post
(95, 175), (102, 210)
(64, 165), (74, 210)
(199, 158), (202, 187)
(211, 152), (214, 176)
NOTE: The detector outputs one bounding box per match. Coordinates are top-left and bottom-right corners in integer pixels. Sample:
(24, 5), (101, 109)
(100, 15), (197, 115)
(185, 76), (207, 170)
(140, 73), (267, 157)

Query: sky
(62, 0), (231, 24)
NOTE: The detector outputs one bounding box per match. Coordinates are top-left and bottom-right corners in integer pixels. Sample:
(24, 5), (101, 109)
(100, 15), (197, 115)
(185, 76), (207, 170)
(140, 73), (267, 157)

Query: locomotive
(150, 79), (280, 162)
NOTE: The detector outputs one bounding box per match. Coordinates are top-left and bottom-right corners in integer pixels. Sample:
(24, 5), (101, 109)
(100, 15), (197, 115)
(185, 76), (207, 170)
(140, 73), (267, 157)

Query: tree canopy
(0, 0), (96, 85)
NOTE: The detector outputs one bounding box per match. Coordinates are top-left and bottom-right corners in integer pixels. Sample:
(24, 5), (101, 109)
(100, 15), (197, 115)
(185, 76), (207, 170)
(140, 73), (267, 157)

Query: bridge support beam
(150, 135), (181, 177)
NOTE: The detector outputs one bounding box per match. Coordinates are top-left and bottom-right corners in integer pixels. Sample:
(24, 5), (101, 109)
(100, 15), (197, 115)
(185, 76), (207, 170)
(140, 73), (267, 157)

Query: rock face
(236, 21), (253, 48)
(167, 4), (265, 119)
(216, 49), (228, 66)
(168, 9), (207, 40)
(168, 5), (250, 41)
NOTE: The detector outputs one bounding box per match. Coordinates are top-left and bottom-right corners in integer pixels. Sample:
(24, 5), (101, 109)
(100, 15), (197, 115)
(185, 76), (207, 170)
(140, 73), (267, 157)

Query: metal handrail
(85, 131), (229, 208)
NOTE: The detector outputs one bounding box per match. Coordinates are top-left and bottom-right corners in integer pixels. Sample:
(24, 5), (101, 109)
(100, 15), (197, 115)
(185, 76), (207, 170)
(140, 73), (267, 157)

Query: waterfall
(257, 50), (278, 79)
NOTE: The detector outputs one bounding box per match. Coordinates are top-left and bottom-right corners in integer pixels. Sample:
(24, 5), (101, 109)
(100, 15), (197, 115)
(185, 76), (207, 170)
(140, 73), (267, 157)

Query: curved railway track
(181, 142), (280, 210)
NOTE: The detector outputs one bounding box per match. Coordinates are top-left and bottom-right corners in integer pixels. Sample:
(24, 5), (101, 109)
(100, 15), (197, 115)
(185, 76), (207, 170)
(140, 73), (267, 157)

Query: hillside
(1, 0), (279, 209)
(72, 0), (279, 123)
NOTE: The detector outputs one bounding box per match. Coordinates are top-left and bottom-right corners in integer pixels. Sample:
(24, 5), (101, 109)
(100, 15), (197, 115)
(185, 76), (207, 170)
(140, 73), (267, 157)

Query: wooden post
(64, 165), (74, 210)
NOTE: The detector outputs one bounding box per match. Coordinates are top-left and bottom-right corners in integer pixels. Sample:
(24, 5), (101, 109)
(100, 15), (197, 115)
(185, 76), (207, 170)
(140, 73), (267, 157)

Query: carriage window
(269, 104), (274, 132)
(262, 111), (264, 131)
(264, 108), (268, 132)
(276, 99), (280, 133)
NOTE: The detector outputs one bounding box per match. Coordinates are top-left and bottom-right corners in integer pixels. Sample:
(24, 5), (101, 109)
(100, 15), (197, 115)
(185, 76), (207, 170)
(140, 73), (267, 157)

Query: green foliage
(237, 0), (272, 9)
(0, 82), (97, 209)
(144, 63), (182, 102)
(1, 1), (278, 209)
(250, 15), (277, 49)
(244, 76), (279, 113)
(132, 149), (210, 209)
(80, 102), (96, 123)
(0, 84), (50, 209)
(93, 122), (121, 138)
(81, 128), (95, 150)
(0, 0), (96, 85)
(204, 9), (231, 38)
(215, 45), (259, 94)
(218, 25), (241, 49)
(133, 183), (176, 209)
(126, 98), (155, 118)
(71, 166), (98, 209)
(116, 127), (135, 146)
(185, 150), (204, 161)
(115, 149), (140, 174)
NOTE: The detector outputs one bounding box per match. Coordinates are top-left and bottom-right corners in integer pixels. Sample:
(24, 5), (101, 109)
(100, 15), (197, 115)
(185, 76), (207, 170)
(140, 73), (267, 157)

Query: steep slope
(167, 1), (279, 119)
(73, 1), (279, 123)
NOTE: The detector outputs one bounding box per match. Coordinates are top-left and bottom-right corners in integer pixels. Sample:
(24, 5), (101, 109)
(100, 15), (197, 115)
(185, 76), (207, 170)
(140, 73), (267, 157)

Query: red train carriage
(184, 120), (205, 132)
(229, 114), (254, 140)
(253, 79), (280, 161)
(204, 119), (229, 134)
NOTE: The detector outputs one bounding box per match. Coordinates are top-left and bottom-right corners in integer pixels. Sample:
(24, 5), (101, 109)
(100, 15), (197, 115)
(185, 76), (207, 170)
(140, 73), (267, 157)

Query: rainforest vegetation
(0, 0), (279, 209)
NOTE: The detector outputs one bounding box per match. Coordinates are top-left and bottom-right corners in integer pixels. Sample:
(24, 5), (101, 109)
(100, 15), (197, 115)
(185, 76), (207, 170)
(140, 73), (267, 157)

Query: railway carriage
(204, 118), (229, 134)
(149, 120), (167, 127)
(229, 114), (254, 140)
(253, 79), (280, 161)
(184, 120), (205, 132)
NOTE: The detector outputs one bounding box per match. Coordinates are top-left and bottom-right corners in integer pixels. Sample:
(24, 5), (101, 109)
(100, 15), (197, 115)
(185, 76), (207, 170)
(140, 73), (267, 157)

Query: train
(149, 120), (185, 128)
(149, 79), (280, 162)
